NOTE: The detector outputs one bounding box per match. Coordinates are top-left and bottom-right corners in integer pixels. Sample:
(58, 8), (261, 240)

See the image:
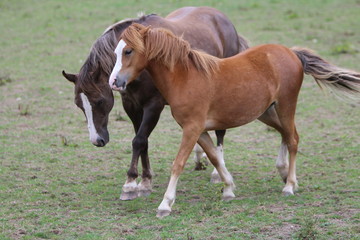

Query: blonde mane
(121, 23), (219, 77)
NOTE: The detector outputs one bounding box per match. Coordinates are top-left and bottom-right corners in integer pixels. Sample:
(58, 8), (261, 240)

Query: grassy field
(1, 0), (359, 239)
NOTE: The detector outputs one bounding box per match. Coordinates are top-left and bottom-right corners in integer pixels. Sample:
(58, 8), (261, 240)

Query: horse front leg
(198, 132), (235, 200)
(137, 100), (165, 197)
(120, 98), (165, 200)
(157, 126), (202, 218)
(119, 103), (143, 200)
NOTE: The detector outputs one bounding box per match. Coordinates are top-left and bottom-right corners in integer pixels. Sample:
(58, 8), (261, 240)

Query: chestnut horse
(111, 23), (360, 217)
(62, 7), (248, 200)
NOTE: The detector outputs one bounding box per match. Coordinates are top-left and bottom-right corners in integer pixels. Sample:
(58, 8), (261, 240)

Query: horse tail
(292, 47), (360, 102)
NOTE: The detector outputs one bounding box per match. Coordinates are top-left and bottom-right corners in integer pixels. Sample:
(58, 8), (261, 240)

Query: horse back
(220, 44), (304, 91)
(143, 7), (242, 58)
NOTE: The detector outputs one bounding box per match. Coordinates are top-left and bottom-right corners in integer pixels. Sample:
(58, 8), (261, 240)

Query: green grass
(1, 0), (359, 239)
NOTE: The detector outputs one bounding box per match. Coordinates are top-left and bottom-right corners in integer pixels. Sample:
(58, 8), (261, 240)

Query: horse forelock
(122, 23), (219, 76)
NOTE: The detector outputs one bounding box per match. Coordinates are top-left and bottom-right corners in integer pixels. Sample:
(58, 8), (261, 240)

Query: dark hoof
(156, 210), (171, 218)
(138, 190), (152, 197)
(194, 162), (207, 171)
(120, 191), (139, 201)
(194, 166), (207, 171)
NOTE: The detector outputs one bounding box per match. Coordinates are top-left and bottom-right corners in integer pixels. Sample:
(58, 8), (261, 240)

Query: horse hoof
(210, 175), (222, 184)
(282, 190), (294, 197)
(120, 191), (139, 200)
(194, 165), (207, 171)
(194, 161), (208, 171)
(156, 210), (171, 218)
(138, 189), (152, 197)
(222, 195), (235, 201)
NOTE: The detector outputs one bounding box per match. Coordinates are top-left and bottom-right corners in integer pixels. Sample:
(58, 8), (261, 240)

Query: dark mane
(77, 14), (157, 94)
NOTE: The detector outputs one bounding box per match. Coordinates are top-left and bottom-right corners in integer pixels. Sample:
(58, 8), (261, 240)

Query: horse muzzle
(91, 134), (109, 147)
(114, 73), (129, 91)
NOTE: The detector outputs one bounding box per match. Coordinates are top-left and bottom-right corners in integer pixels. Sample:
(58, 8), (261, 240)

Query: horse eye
(124, 49), (132, 55)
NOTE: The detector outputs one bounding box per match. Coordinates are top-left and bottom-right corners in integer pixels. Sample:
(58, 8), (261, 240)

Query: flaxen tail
(292, 47), (360, 102)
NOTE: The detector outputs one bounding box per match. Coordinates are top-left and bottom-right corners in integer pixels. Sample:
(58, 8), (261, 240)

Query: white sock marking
(109, 39), (126, 89)
(80, 93), (100, 144)
(123, 179), (138, 192)
(276, 143), (289, 169)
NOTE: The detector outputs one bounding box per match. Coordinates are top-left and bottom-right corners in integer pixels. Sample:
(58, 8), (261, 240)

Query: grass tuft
(295, 218), (319, 240)
(331, 43), (359, 55)
(0, 74), (12, 86)
(18, 103), (30, 116)
(285, 10), (299, 19)
(60, 135), (78, 147)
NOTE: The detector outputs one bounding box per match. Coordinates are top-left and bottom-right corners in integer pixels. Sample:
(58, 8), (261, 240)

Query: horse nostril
(96, 137), (106, 147)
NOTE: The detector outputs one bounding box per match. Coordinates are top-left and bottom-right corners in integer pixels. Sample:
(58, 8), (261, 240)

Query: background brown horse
(113, 24), (360, 217)
(63, 7), (248, 201)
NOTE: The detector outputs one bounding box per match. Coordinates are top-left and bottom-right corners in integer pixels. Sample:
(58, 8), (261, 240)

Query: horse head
(62, 64), (114, 147)
(109, 24), (150, 91)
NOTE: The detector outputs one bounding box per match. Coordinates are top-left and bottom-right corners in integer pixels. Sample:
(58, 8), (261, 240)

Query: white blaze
(109, 40), (126, 89)
(80, 93), (100, 144)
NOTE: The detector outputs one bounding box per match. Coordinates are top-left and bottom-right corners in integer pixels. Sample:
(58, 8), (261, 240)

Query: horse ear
(62, 70), (78, 84)
(140, 25), (151, 35)
(131, 23), (150, 34)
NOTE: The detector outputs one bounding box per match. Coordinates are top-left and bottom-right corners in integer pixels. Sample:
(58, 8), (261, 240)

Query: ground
(0, 0), (359, 239)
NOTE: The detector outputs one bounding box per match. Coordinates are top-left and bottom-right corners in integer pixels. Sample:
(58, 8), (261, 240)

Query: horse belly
(205, 85), (275, 130)
(205, 103), (268, 130)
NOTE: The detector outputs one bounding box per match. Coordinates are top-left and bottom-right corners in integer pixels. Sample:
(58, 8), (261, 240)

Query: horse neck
(146, 61), (180, 101)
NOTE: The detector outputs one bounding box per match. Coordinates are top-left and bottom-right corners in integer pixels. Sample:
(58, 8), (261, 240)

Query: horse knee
(132, 137), (148, 152)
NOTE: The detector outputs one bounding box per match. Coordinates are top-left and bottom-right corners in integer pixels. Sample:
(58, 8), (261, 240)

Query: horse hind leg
(271, 102), (299, 196)
(210, 130), (226, 183)
(193, 143), (208, 170)
(194, 144), (224, 184)
(281, 126), (299, 196)
(193, 130), (226, 184)
(258, 105), (289, 183)
(276, 143), (289, 183)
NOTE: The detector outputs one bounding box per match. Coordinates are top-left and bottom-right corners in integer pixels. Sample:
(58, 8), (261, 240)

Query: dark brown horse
(112, 23), (360, 217)
(62, 7), (248, 200)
